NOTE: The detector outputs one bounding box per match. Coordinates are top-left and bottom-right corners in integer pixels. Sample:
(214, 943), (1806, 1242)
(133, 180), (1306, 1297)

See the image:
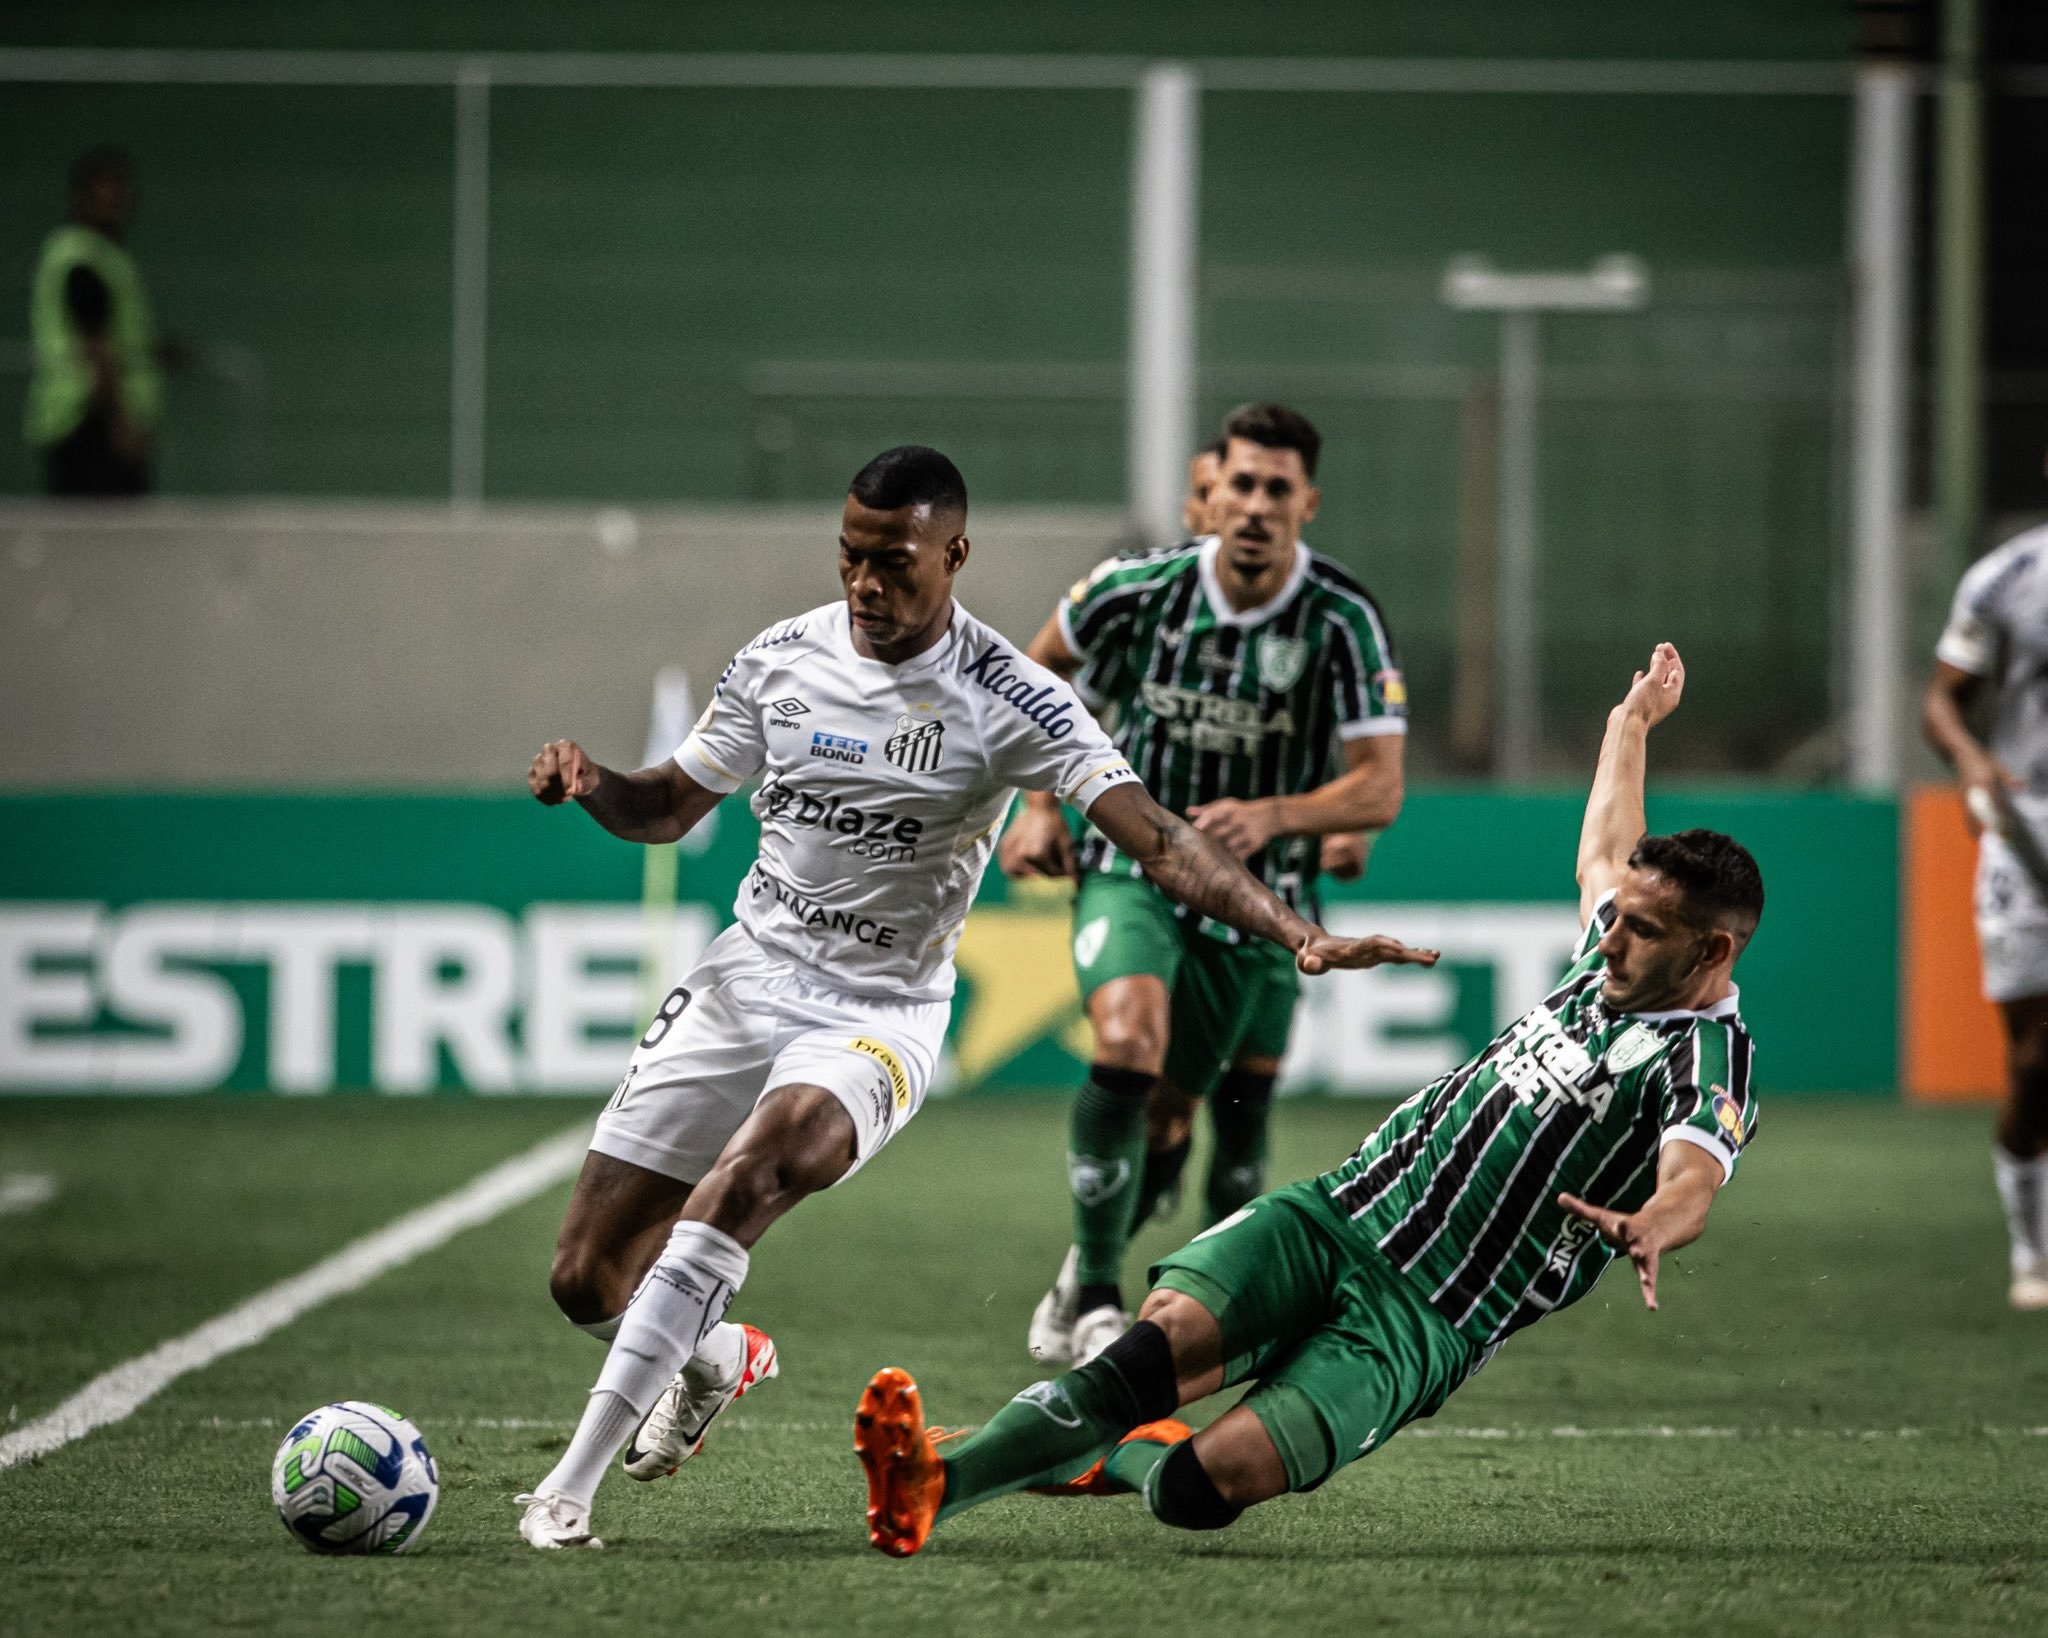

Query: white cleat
(1026, 1245), (1082, 1367)
(1070, 1303), (1131, 1369)
(2010, 1270), (2048, 1312)
(622, 1322), (779, 1481)
(515, 1490), (603, 1550)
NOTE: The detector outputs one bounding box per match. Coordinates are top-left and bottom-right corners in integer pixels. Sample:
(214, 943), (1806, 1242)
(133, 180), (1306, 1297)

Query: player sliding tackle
(513, 445), (1436, 1550)
(856, 642), (1765, 1556)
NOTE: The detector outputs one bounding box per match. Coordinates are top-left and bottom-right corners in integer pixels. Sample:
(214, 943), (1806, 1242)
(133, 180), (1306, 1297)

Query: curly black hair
(1628, 829), (1765, 949)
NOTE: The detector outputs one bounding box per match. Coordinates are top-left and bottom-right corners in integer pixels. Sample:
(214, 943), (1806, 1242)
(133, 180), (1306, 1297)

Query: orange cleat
(1029, 1418), (1193, 1497)
(855, 1368), (952, 1558)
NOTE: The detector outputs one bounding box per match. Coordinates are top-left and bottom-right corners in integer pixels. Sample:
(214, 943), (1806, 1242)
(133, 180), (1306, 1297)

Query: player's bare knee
(546, 1244), (619, 1325)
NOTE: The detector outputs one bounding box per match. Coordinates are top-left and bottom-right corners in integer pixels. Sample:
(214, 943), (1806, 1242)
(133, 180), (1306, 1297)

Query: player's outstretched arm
(1558, 1140), (1721, 1312)
(1085, 781), (1438, 974)
(1576, 642), (1684, 925)
(527, 740), (722, 845)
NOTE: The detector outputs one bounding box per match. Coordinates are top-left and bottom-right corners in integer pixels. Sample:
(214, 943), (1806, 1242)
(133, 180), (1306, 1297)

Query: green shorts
(1071, 871), (1299, 1097)
(1149, 1179), (1484, 1491)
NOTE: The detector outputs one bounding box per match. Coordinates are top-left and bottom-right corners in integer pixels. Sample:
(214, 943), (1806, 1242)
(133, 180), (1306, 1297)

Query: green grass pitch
(3, 1094), (2046, 1636)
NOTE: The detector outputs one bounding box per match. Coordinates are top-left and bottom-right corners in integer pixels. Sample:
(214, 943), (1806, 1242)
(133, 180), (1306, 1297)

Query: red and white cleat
(622, 1322), (779, 1481)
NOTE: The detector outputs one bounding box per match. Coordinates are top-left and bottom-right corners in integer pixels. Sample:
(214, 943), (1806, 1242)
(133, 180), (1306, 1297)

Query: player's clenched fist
(1295, 931), (1439, 975)
(529, 739), (599, 805)
(998, 804), (1078, 879)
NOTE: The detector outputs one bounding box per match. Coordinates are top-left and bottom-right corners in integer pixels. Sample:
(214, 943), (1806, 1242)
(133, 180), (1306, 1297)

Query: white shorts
(589, 923), (950, 1185)
(1976, 829), (2048, 1003)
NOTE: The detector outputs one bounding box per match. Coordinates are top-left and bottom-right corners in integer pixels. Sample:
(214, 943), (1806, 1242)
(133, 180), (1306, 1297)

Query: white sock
(540, 1391), (643, 1510)
(537, 1221), (750, 1506)
(575, 1315), (621, 1342)
(684, 1321), (747, 1393)
(1993, 1148), (2045, 1275)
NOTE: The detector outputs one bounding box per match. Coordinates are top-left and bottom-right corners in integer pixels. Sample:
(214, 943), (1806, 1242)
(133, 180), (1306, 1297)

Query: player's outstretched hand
(1556, 1192), (1663, 1311)
(1295, 930), (1439, 976)
(529, 739), (599, 805)
(1618, 642), (1685, 729)
(998, 804), (1078, 879)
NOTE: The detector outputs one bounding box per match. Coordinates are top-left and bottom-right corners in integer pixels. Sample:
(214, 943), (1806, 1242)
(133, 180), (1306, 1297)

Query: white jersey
(1939, 524), (2048, 792)
(677, 599), (1139, 1001)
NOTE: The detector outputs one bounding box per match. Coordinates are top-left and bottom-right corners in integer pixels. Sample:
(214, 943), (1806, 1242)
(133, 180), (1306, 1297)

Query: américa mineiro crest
(1258, 633), (1309, 692)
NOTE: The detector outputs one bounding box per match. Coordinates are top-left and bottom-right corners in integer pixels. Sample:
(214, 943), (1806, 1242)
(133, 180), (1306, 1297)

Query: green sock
(1205, 1070), (1274, 1225)
(1093, 1427), (1184, 1496)
(1132, 1137), (1192, 1231)
(936, 1357), (1146, 1522)
(1068, 1063), (1153, 1288)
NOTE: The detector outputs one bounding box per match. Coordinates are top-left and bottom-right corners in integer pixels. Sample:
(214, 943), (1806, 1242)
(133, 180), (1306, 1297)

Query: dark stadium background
(3, 4), (2046, 1634)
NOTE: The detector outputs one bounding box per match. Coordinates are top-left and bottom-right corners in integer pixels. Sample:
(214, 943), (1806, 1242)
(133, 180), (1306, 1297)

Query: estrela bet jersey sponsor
(678, 600), (1137, 1002)
(1060, 537), (1403, 932)
(1320, 893), (1757, 1350)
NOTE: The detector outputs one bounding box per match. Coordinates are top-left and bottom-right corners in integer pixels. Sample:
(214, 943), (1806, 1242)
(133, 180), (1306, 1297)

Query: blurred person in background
(25, 149), (166, 496)
(1001, 403), (1406, 1370)
(1923, 517), (2048, 1311)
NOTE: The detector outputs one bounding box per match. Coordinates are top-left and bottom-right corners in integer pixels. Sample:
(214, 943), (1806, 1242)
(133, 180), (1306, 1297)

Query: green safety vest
(24, 224), (162, 447)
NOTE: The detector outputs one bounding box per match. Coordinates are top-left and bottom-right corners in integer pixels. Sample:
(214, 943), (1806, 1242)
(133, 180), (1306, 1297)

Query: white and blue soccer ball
(271, 1401), (439, 1555)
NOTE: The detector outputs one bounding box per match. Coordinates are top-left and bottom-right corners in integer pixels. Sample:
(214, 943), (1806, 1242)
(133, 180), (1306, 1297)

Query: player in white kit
(1925, 522), (2048, 1310)
(513, 446), (1440, 1548)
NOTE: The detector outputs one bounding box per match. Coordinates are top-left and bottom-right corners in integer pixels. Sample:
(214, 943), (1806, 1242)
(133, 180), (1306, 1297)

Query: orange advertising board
(1904, 785), (2003, 1102)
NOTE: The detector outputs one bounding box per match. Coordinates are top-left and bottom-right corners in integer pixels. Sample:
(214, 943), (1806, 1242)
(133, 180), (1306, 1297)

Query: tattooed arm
(1083, 782), (1436, 974)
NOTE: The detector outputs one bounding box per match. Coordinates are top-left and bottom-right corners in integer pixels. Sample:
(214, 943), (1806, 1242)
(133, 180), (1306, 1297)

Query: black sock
(1077, 1282), (1123, 1315)
(1145, 1436), (1242, 1531)
(1134, 1137), (1193, 1229)
(1206, 1068), (1275, 1224)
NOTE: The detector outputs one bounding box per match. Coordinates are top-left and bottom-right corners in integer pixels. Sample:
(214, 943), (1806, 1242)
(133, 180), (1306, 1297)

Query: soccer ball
(271, 1401), (439, 1555)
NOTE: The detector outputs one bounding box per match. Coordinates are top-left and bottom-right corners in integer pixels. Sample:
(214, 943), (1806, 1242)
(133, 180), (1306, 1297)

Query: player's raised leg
(519, 1083), (858, 1549)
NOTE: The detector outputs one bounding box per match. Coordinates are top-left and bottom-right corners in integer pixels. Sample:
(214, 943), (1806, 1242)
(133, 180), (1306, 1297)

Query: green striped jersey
(1059, 536), (1404, 929)
(1320, 892), (1757, 1349)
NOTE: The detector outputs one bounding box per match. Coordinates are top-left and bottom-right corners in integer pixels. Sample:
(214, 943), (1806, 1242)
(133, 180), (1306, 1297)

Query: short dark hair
(1221, 403), (1322, 478)
(69, 147), (132, 198)
(1629, 829), (1765, 951)
(1202, 436), (1228, 461)
(848, 445), (968, 521)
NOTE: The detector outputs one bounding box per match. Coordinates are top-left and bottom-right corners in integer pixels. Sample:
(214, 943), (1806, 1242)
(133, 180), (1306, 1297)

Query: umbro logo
(768, 697), (810, 730)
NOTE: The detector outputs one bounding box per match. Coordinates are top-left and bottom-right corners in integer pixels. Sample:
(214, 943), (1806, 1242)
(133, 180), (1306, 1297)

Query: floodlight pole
(1441, 256), (1650, 781)
(1129, 63), (1200, 549)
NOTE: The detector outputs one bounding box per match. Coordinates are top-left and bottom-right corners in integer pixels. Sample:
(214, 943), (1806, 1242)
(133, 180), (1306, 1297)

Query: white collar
(1624, 983), (1741, 1024)
(1197, 536), (1311, 630)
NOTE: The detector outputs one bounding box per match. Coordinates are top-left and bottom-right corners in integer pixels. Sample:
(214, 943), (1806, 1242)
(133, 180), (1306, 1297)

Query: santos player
(855, 643), (1765, 1556)
(514, 446), (1438, 1549)
(1924, 523), (2048, 1309)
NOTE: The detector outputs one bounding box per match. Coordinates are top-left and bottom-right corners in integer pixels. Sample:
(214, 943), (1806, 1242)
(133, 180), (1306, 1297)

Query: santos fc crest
(885, 713), (945, 773)
(1258, 634), (1308, 692)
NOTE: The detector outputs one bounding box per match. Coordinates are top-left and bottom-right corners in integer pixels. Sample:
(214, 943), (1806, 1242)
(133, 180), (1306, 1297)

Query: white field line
(0, 1124), (588, 1473)
(0, 1173), (58, 1216)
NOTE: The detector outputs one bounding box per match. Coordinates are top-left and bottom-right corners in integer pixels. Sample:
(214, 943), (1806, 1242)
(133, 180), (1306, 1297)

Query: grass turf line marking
(0, 1173), (58, 1217)
(0, 1124), (588, 1474)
